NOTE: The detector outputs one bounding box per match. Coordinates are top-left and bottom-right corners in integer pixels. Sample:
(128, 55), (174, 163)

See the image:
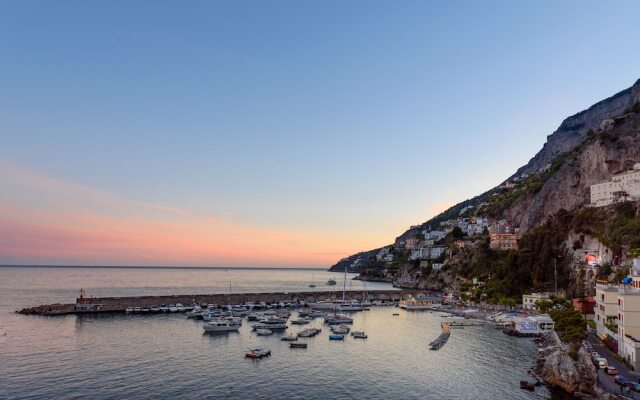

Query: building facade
(522, 292), (551, 310)
(590, 164), (640, 207)
(490, 233), (518, 251)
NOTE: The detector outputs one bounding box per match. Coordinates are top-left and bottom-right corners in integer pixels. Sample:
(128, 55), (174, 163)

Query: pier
(17, 289), (424, 316)
(429, 322), (451, 350)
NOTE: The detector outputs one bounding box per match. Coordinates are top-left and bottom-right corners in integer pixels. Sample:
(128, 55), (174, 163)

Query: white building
(595, 263), (640, 370)
(522, 292), (551, 310)
(376, 247), (392, 262)
(591, 163), (640, 207)
(514, 315), (555, 335)
(430, 246), (446, 259)
(423, 230), (445, 241)
(432, 263), (445, 271)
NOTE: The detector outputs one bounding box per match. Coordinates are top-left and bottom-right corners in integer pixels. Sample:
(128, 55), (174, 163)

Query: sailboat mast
(342, 264), (347, 302)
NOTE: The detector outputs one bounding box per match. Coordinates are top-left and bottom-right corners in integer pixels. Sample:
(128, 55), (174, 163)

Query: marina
(2, 266), (559, 399)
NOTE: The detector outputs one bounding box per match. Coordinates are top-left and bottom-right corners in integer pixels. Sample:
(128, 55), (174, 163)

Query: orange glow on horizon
(0, 162), (387, 267)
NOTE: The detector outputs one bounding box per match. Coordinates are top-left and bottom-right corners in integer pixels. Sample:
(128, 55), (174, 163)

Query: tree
(535, 300), (553, 312)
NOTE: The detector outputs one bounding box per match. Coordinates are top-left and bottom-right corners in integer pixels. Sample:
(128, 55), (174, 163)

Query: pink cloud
(0, 161), (382, 267)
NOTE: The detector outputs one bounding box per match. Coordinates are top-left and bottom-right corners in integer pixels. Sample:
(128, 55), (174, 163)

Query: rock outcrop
(535, 333), (606, 398)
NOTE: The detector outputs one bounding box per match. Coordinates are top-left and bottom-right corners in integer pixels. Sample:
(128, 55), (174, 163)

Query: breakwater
(17, 289), (420, 316)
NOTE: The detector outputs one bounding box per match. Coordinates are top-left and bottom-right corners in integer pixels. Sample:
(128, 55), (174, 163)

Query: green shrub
(549, 307), (587, 343)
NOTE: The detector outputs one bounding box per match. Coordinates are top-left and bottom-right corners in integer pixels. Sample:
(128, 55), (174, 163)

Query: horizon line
(0, 264), (329, 271)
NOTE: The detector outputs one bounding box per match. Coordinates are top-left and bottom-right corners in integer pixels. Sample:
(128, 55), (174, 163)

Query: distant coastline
(0, 264), (328, 271)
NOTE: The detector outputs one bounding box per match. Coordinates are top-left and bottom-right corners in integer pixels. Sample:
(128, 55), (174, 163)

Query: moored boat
(297, 328), (321, 337)
(324, 313), (353, 324)
(351, 331), (367, 339)
(187, 305), (203, 319)
(290, 342), (307, 348)
(329, 334), (344, 340)
(203, 320), (241, 332)
(256, 329), (273, 336)
(245, 348), (271, 359)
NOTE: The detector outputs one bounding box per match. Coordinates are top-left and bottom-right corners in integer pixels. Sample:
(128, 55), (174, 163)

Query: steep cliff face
(519, 109), (640, 232)
(517, 80), (640, 176)
(330, 79), (640, 272)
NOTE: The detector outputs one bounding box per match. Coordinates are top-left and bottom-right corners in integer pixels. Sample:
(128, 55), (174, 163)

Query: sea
(0, 266), (565, 399)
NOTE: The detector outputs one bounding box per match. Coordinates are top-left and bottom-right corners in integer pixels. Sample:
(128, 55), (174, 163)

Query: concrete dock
(17, 289), (420, 316)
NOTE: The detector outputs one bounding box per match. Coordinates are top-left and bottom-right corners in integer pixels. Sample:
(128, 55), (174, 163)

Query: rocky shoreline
(534, 332), (616, 399)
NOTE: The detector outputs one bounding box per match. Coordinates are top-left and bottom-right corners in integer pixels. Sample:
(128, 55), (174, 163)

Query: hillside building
(590, 163), (640, 207)
(522, 292), (551, 310)
(489, 233), (518, 251)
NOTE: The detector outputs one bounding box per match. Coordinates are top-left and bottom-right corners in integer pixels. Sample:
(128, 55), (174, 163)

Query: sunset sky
(2, 1), (640, 267)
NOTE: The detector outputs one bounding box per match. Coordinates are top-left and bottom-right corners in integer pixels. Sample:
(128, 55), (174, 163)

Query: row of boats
(125, 303), (190, 313)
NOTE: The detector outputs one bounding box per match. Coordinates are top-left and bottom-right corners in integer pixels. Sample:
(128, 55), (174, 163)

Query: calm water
(1, 267), (556, 399)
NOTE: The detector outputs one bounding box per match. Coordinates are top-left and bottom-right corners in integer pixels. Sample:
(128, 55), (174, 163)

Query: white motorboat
(220, 316), (243, 325)
(202, 309), (227, 321)
(150, 306), (160, 313)
(253, 321), (287, 330)
(203, 320), (240, 332)
(291, 317), (311, 325)
(324, 313), (353, 324)
(228, 305), (250, 316)
(159, 305), (168, 313)
(168, 304), (178, 313)
(133, 307), (141, 313)
(281, 334), (298, 341)
(256, 329), (273, 336)
(187, 305), (203, 319)
(351, 331), (367, 339)
(337, 303), (363, 312)
(175, 303), (186, 312)
(125, 307), (133, 314)
(297, 328), (321, 337)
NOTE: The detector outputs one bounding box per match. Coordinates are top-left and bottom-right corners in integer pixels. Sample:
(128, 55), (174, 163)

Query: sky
(1, 1), (639, 268)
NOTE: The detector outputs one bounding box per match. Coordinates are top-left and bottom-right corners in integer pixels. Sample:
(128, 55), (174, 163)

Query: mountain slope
(330, 78), (640, 272)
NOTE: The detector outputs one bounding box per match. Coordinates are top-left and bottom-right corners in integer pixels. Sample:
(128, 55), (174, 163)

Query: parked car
(628, 382), (640, 392)
(605, 366), (618, 375)
(591, 351), (600, 359)
(598, 358), (608, 369)
(615, 375), (628, 385)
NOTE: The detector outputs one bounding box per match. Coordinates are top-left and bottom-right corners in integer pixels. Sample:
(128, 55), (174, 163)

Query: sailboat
(337, 267), (363, 312)
(309, 273), (316, 288)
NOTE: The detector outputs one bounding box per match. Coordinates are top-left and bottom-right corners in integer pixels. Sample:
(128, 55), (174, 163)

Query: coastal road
(586, 333), (640, 398)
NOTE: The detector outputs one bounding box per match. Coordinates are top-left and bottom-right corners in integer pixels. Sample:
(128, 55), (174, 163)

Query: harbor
(2, 266), (557, 399)
(17, 288), (419, 316)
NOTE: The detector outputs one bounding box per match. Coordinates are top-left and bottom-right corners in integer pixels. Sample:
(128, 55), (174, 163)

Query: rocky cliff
(535, 333), (613, 399)
(330, 78), (640, 272)
(518, 81), (640, 176)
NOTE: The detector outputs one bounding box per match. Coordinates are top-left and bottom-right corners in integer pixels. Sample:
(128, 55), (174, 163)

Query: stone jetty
(17, 289), (419, 316)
